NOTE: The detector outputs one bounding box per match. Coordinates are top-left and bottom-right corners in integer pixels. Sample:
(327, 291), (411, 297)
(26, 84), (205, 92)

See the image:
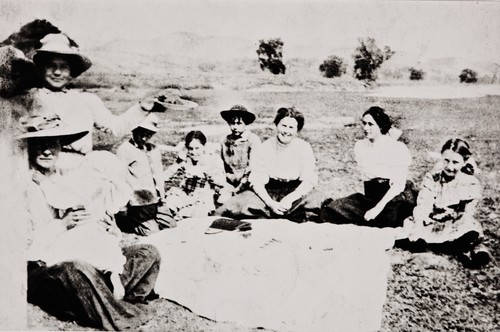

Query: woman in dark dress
(20, 114), (161, 330)
(320, 106), (417, 228)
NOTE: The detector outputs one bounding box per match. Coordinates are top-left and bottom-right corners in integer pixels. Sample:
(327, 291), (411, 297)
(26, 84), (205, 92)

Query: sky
(1, 0), (499, 62)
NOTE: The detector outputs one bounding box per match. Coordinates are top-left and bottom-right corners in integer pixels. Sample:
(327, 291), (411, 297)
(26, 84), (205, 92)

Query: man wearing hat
(220, 105), (261, 195)
(116, 114), (173, 235)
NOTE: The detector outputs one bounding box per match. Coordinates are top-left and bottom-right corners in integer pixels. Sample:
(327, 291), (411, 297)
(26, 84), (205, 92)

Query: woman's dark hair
(441, 138), (475, 175)
(185, 130), (207, 147)
(362, 106), (392, 135)
(273, 107), (305, 131)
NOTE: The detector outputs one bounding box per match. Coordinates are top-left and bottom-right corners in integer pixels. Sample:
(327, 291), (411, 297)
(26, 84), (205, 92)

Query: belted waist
(266, 178), (302, 190)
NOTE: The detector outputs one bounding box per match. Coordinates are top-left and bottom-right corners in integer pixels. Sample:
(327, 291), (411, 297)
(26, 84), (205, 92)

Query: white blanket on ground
(141, 218), (398, 332)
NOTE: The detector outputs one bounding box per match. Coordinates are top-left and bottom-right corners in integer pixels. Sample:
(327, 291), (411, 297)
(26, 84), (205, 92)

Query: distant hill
(87, 31), (498, 83)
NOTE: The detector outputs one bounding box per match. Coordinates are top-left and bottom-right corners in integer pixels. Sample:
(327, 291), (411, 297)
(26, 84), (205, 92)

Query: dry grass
(28, 74), (500, 331)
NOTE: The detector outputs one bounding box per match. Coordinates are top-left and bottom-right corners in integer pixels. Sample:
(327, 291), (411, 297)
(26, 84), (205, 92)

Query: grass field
(28, 74), (500, 331)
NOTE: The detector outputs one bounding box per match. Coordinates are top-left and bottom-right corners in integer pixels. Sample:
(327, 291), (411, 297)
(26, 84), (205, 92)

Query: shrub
(409, 67), (425, 81)
(198, 62), (216, 73)
(319, 55), (347, 78)
(352, 37), (394, 83)
(256, 38), (286, 75)
(459, 69), (478, 83)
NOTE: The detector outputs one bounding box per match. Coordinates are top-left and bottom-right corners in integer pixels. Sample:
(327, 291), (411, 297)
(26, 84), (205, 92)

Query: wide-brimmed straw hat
(17, 114), (88, 146)
(135, 113), (159, 133)
(153, 88), (198, 111)
(220, 105), (256, 125)
(33, 33), (92, 77)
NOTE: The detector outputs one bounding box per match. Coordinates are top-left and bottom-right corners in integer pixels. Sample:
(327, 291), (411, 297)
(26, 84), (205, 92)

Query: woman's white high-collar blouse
(354, 135), (411, 185)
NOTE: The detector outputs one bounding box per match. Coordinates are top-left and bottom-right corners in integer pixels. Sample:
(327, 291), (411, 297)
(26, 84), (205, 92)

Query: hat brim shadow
(220, 110), (256, 125)
(18, 129), (89, 146)
(33, 50), (92, 77)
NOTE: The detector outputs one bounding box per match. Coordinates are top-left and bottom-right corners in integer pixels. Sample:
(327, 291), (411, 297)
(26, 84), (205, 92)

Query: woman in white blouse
(320, 106), (417, 228)
(216, 107), (321, 222)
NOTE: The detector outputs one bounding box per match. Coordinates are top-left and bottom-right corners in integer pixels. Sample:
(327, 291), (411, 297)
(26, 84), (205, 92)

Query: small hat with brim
(135, 113), (159, 133)
(153, 88), (198, 111)
(33, 33), (92, 77)
(17, 114), (88, 146)
(221, 105), (256, 125)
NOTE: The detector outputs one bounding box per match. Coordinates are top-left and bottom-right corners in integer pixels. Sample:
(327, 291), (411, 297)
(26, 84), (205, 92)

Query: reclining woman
(216, 107), (321, 222)
(29, 33), (173, 170)
(403, 138), (491, 268)
(20, 114), (161, 331)
(320, 106), (417, 228)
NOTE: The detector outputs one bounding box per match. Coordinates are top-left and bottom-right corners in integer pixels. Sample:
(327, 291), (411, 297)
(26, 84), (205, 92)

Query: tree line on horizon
(257, 37), (482, 84)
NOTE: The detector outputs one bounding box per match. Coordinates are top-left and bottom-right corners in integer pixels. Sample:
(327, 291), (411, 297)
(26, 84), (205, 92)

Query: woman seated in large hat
(29, 33), (197, 170)
(19, 114), (162, 330)
(216, 106), (322, 222)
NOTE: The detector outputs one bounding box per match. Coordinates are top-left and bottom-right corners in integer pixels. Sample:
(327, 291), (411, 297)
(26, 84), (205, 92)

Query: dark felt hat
(220, 105), (256, 125)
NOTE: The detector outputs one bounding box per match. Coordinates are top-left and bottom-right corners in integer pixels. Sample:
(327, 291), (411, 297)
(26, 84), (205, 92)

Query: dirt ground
(26, 83), (500, 331)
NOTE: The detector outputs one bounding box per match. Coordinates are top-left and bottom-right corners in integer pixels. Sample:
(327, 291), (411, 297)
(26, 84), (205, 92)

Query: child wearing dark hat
(220, 105), (261, 195)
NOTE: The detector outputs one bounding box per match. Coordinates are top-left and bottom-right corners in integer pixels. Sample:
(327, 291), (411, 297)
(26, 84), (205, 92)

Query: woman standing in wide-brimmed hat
(19, 113), (162, 331)
(30, 33), (197, 169)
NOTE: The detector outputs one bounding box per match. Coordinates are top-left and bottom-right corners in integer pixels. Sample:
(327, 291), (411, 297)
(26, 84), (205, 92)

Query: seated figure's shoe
(470, 245), (491, 268)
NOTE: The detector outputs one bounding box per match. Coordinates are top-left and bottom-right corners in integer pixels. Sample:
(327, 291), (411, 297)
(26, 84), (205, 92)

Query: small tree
(409, 67), (425, 81)
(256, 38), (286, 75)
(352, 37), (394, 83)
(319, 55), (346, 78)
(459, 69), (478, 83)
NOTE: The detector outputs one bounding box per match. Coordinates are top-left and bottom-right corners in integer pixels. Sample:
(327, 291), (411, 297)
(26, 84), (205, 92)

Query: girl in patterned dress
(163, 130), (226, 220)
(404, 138), (490, 267)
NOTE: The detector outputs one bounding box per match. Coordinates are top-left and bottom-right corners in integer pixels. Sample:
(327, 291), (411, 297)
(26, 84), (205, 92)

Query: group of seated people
(16, 32), (491, 330)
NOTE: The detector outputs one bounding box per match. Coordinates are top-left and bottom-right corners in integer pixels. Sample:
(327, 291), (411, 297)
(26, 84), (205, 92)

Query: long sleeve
(205, 154), (227, 190)
(412, 172), (438, 224)
(26, 181), (67, 261)
(31, 88), (148, 154)
(297, 140), (318, 191)
(149, 147), (165, 199)
(116, 142), (163, 205)
(88, 94), (146, 138)
(248, 141), (271, 187)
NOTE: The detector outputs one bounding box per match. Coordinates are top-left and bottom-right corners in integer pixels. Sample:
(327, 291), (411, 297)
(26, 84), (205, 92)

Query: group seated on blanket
(20, 114), (161, 331)
(216, 106), (323, 222)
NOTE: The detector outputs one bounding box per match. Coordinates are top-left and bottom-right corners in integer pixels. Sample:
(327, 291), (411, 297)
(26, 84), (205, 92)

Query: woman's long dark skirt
(216, 179), (323, 223)
(27, 244), (161, 331)
(320, 179), (417, 228)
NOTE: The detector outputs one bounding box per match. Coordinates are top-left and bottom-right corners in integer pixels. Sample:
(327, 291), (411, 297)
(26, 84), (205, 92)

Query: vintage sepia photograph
(0, 0), (498, 331)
